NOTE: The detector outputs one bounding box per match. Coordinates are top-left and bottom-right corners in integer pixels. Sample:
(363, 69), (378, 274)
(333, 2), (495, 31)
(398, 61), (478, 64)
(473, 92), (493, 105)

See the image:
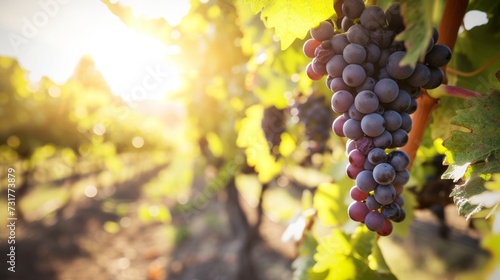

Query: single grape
(303, 39), (321, 58)
(330, 77), (351, 92)
(365, 211), (385, 231)
(326, 55), (348, 77)
(378, 67), (390, 80)
(366, 195), (381, 210)
(406, 63), (431, 88)
(374, 184), (396, 205)
(425, 44), (452, 68)
(332, 115), (348, 137)
(347, 24), (370, 45)
(406, 98), (418, 114)
(423, 66), (444, 89)
(314, 45), (336, 64)
(343, 43), (367, 64)
(331, 33), (350, 54)
(395, 194), (405, 206)
(355, 90), (379, 114)
(365, 44), (381, 63)
(432, 27), (439, 44)
(342, 0), (365, 20)
(370, 29), (395, 49)
(355, 136), (375, 155)
(361, 113), (386, 137)
(359, 5), (386, 30)
(393, 169), (410, 186)
(348, 201), (370, 222)
(388, 150), (410, 172)
(343, 118), (364, 140)
(381, 202), (402, 220)
(346, 163), (364, 179)
(373, 130), (392, 149)
(346, 139), (356, 156)
(383, 110), (402, 131)
(387, 51), (415, 80)
(343, 64), (366, 87)
(373, 163), (396, 185)
(390, 129), (408, 147)
(311, 57), (327, 76)
(356, 170), (378, 193)
(385, 90), (411, 112)
(392, 208), (406, 222)
(349, 149), (367, 167)
(310, 21), (334, 42)
(361, 63), (375, 78)
(400, 112), (412, 132)
(342, 16), (354, 31)
(385, 3), (404, 32)
(374, 78), (399, 103)
(350, 186), (369, 201)
(377, 219), (393, 236)
(306, 62), (323, 80)
(367, 147), (387, 165)
(364, 158), (376, 171)
(331, 90), (354, 113)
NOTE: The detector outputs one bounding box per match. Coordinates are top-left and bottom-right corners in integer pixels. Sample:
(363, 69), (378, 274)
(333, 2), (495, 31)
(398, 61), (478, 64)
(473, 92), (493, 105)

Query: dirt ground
(0, 165), (295, 280)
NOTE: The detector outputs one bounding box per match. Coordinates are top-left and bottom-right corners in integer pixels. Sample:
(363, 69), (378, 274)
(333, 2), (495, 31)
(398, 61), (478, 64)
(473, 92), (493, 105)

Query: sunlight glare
(114, 0), (191, 26)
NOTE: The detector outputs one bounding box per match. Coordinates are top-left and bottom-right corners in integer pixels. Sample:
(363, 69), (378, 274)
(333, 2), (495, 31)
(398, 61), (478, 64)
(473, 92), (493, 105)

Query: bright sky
(0, 0), (190, 101)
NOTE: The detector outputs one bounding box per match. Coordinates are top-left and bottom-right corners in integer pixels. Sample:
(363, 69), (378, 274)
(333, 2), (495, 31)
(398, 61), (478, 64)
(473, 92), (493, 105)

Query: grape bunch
(303, 0), (451, 236)
(262, 106), (286, 158)
(293, 94), (334, 157)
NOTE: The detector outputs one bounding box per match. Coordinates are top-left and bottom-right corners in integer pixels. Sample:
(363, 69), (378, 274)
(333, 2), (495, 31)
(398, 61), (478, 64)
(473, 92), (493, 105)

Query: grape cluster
(293, 94), (334, 157)
(303, 1), (451, 236)
(262, 106), (286, 158)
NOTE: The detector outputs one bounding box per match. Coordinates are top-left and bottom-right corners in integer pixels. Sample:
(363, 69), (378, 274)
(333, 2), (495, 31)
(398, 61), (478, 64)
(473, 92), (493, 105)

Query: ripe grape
(343, 43), (367, 64)
(331, 90), (354, 113)
(342, 0), (365, 20)
(343, 64), (367, 87)
(390, 128), (409, 148)
(374, 78), (399, 103)
(347, 24), (370, 45)
(373, 163), (396, 185)
(326, 55), (348, 77)
(374, 184), (396, 205)
(355, 90), (379, 114)
(373, 130), (392, 149)
(332, 115), (347, 137)
(361, 113), (386, 137)
(343, 118), (364, 140)
(310, 21), (334, 42)
(365, 211), (385, 231)
(388, 150), (410, 171)
(349, 149), (367, 167)
(303, 39), (321, 58)
(356, 170), (377, 193)
(425, 44), (452, 68)
(360, 5), (386, 30)
(383, 110), (402, 131)
(367, 147), (387, 165)
(366, 195), (382, 210)
(387, 51), (415, 80)
(423, 66), (444, 89)
(348, 201), (370, 222)
(377, 219), (393, 236)
(406, 63), (431, 88)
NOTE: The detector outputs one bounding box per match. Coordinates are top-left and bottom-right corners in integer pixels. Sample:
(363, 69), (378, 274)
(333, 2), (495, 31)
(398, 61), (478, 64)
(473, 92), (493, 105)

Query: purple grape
(400, 112), (412, 132)
(342, 16), (355, 31)
(387, 51), (415, 80)
(344, 43), (367, 64)
(364, 158), (376, 171)
(381, 202), (402, 220)
(343, 64), (366, 87)
(390, 129), (408, 148)
(348, 201), (370, 222)
(331, 33), (350, 54)
(365, 211), (385, 231)
(392, 208), (406, 223)
(385, 3), (404, 32)
(346, 139), (356, 155)
(346, 163), (364, 179)
(423, 66), (444, 89)
(361, 113), (386, 137)
(326, 55), (348, 77)
(373, 130), (392, 149)
(406, 98), (418, 114)
(355, 90), (379, 114)
(374, 78), (399, 103)
(342, 0), (365, 20)
(359, 5), (386, 30)
(348, 103), (366, 120)
(355, 136), (375, 155)
(406, 63), (431, 88)
(383, 110), (402, 131)
(374, 184), (396, 205)
(388, 150), (410, 172)
(350, 186), (369, 201)
(347, 24), (370, 45)
(343, 118), (364, 140)
(385, 89), (411, 112)
(425, 44), (452, 68)
(349, 149), (367, 167)
(332, 115), (348, 137)
(330, 77), (351, 92)
(366, 195), (381, 210)
(310, 21), (334, 41)
(393, 169), (410, 186)
(365, 44), (381, 63)
(395, 194), (405, 206)
(331, 90), (354, 113)
(367, 147), (387, 165)
(377, 219), (393, 236)
(356, 170), (377, 193)
(373, 163), (396, 185)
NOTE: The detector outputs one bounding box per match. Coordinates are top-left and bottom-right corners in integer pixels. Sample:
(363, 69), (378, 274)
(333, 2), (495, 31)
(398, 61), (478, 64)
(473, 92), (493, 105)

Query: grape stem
(447, 54), (500, 78)
(401, 0), (468, 170)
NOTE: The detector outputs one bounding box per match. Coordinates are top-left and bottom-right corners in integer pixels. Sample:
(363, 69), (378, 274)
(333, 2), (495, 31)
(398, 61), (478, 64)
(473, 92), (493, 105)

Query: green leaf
(396, 0), (434, 66)
(443, 91), (500, 217)
(245, 0), (335, 49)
(313, 227), (396, 280)
(292, 232), (329, 280)
(313, 178), (351, 226)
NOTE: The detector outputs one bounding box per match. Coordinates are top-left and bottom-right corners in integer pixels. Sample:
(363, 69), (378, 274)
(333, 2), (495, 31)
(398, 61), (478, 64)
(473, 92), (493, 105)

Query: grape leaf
(396, 0), (434, 67)
(443, 90), (500, 217)
(245, 0), (335, 50)
(313, 227), (396, 280)
(313, 178), (351, 226)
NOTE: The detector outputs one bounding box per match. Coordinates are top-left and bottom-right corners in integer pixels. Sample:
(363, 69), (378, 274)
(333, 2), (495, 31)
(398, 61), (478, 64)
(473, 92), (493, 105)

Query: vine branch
(447, 54), (500, 78)
(401, 0), (468, 170)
